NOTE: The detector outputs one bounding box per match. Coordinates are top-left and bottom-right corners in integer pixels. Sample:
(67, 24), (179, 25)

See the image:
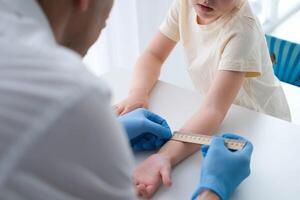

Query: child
(115, 0), (291, 198)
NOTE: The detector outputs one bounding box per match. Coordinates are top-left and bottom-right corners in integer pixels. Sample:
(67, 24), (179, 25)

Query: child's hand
(133, 153), (172, 199)
(114, 90), (149, 116)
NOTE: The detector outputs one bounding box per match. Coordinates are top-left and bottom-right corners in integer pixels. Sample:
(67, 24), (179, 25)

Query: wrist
(158, 139), (200, 166)
(197, 175), (228, 200)
(156, 151), (172, 164)
(197, 190), (220, 200)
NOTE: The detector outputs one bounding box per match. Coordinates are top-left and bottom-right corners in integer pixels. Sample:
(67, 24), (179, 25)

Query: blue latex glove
(118, 108), (172, 151)
(130, 133), (167, 152)
(191, 133), (253, 200)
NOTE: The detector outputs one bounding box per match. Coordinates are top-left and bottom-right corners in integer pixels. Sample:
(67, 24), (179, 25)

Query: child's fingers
(137, 184), (148, 198)
(133, 184), (141, 197)
(114, 105), (124, 116)
(145, 185), (156, 198)
(160, 165), (172, 187)
(120, 107), (132, 116)
(133, 177), (139, 185)
(136, 184), (144, 193)
(121, 103), (148, 116)
(137, 183), (146, 191)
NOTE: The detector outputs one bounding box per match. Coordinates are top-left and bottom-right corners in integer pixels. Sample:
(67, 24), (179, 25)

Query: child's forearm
(129, 51), (163, 97)
(158, 71), (244, 166)
(129, 32), (176, 97)
(158, 104), (226, 166)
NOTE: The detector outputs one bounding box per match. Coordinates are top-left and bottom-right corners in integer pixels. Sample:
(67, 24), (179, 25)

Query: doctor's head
(37, 0), (113, 56)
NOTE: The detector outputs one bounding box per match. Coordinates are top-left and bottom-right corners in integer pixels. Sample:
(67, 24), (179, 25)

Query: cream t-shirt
(160, 0), (291, 121)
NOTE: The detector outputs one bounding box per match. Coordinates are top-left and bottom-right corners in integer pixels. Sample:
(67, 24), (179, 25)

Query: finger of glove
(130, 134), (145, 145)
(201, 144), (209, 157)
(142, 136), (156, 148)
(137, 137), (154, 151)
(132, 137), (147, 150)
(222, 133), (253, 153)
(237, 140), (254, 156)
(142, 140), (156, 150)
(133, 142), (143, 152)
(131, 133), (157, 151)
(155, 139), (166, 148)
(144, 133), (156, 142)
(144, 110), (170, 127)
(144, 120), (172, 139)
(222, 133), (247, 141)
(208, 136), (227, 153)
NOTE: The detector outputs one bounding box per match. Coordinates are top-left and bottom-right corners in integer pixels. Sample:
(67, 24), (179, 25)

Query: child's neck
(197, 15), (221, 25)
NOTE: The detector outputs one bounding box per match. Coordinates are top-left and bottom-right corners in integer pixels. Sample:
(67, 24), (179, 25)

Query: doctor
(0, 0), (253, 200)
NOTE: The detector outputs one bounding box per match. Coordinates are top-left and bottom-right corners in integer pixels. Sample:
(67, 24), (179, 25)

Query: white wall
(84, 0), (193, 90)
(84, 1), (140, 75)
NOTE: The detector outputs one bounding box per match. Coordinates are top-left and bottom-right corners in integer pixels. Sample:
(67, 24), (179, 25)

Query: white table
(102, 70), (300, 200)
(281, 82), (300, 126)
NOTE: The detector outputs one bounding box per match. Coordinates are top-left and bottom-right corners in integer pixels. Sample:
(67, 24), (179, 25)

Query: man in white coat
(0, 0), (139, 199)
(0, 0), (253, 200)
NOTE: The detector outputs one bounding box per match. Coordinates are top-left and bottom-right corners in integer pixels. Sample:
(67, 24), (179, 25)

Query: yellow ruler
(171, 131), (246, 150)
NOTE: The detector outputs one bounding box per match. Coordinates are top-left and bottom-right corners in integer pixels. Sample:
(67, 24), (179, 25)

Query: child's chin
(196, 12), (215, 23)
(194, 8), (213, 18)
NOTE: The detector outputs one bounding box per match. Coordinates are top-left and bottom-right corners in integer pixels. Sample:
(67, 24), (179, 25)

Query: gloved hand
(118, 108), (172, 152)
(191, 133), (253, 200)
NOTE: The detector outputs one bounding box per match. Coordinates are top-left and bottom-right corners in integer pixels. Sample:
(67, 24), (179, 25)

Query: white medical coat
(0, 0), (136, 199)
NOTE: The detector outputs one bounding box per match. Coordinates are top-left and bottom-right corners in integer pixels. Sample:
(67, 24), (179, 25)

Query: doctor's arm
(17, 89), (137, 200)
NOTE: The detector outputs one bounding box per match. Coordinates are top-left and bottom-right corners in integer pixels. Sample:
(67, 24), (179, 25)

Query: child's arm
(133, 70), (246, 198)
(158, 70), (246, 166)
(115, 32), (176, 115)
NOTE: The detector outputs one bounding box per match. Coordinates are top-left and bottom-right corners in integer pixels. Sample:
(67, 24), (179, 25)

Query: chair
(265, 34), (300, 87)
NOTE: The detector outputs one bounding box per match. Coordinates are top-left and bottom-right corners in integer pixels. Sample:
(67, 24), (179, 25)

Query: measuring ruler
(171, 132), (246, 150)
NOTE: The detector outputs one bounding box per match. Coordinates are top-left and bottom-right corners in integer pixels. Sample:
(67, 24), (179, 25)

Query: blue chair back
(265, 35), (300, 87)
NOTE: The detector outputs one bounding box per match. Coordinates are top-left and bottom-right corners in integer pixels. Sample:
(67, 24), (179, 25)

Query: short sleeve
(159, 0), (181, 42)
(218, 25), (263, 78)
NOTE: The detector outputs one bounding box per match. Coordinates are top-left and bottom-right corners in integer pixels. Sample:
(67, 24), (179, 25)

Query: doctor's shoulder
(41, 45), (112, 105)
